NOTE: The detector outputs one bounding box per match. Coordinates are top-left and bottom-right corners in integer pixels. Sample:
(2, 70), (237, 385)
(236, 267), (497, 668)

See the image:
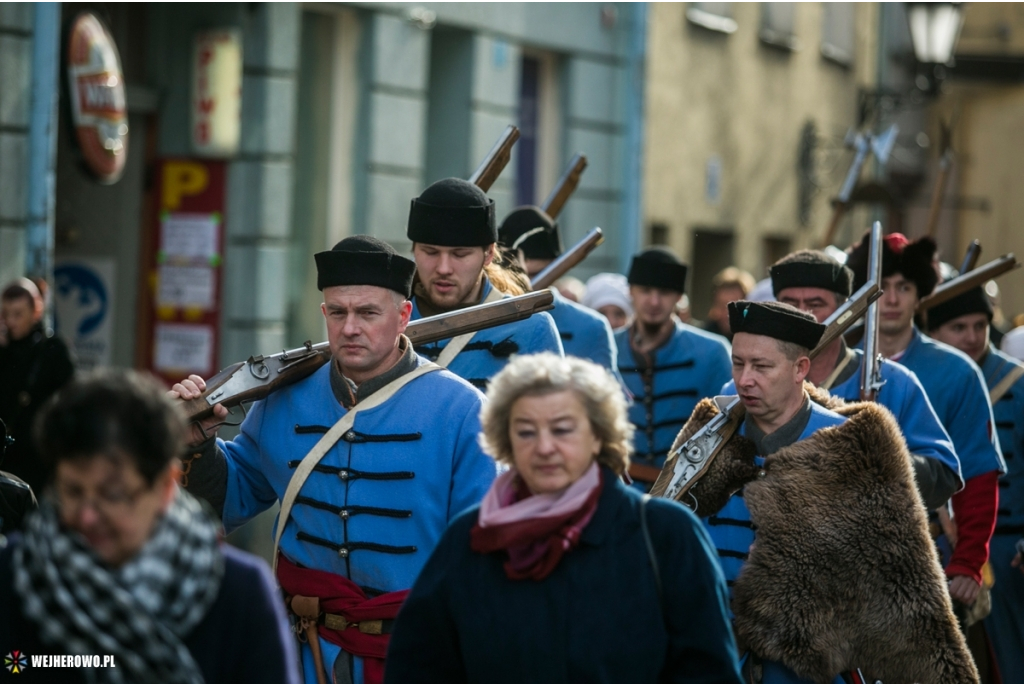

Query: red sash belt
(277, 554), (409, 683)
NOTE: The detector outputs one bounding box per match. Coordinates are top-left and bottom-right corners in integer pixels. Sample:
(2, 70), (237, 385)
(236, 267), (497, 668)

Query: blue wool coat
(616, 321), (732, 476)
(722, 352), (962, 483)
(979, 345), (1024, 682)
(704, 401), (846, 684)
(385, 467), (742, 683)
(0, 541), (298, 683)
(548, 290), (618, 372)
(873, 329), (1005, 481)
(216, 357), (497, 683)
(410, 279), (563, 390)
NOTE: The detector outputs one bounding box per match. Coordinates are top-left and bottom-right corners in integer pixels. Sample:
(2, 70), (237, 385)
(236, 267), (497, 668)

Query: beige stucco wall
(643, 2), (879, 311)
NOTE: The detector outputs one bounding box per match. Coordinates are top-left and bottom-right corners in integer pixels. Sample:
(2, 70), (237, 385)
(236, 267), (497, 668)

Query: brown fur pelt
(667, 386), (978, 683)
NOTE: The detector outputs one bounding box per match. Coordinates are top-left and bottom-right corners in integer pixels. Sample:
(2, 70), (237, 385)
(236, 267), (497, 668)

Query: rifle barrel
(959, 240), (981, 274)
(530, 227), (604, 290)
(919, 255), (1020, 312)
(541, 153), (588, 219)
(468, 125), (520, 192)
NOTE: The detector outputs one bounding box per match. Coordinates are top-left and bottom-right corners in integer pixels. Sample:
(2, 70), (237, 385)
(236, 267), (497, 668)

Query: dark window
(517, 56), (540, 206)
(650, 222), (669, 246)
(690, 230), (735, 319)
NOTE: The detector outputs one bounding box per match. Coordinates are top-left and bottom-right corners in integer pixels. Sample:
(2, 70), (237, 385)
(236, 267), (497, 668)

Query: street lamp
(906, 2), (965, 66)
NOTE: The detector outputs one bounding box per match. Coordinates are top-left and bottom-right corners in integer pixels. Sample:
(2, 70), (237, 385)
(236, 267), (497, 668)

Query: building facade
(642, 2), (880, 317)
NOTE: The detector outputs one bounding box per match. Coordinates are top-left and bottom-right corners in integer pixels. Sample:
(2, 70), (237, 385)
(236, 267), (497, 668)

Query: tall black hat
(627, 248), (688, 294)
(925, 286), (993, 331)
(729, 300), (826, 350)
(314, 235), (416, 297)
(497, 206), (563, 261)
(846, 231), (939, 298)
(407, 178), (496, 247)
(770, 250), (854, 298)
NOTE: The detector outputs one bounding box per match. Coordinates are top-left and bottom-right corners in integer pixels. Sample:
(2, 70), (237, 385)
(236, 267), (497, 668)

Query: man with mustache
(616, 248), (732, 489)
(407, 179), (563, 391)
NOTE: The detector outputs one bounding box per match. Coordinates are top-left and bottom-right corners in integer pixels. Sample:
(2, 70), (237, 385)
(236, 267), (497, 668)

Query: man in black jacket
(0, 279), (75, 494)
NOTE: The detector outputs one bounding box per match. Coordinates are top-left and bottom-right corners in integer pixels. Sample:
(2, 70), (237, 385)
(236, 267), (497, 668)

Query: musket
(181, 290), (554, 422)
(820, 125), (898, 248)
(918, 254), (1020, 313)
(530, 227), (604, 290)
(959, 240), (981, 275)
(651, 232), (884, 501)
(540, 153), (588, 219)
(859, 221), (885, 402)
(924, 117), (955, 238)
(468, 125), (520, 192)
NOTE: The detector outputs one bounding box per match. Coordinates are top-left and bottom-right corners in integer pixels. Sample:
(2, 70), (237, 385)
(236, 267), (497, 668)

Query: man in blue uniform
(616, 248), (731, 487)
(767, 249), (961, 508)
(708, 301), (846, 683)
(171, 236), (497, 684)
(847, 232), (1005, 622)
(497, 205), (617, 373)
(928, 286), (1024, 681)
(407, 179), (562, 390)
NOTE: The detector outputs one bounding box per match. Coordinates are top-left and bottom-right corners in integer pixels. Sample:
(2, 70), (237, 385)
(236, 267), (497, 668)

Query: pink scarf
(470, 462), (603, 581)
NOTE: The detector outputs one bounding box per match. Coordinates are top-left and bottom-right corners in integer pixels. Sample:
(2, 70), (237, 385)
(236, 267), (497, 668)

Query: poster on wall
(139, 159), (226, 385)
(53, 257), (116, 371)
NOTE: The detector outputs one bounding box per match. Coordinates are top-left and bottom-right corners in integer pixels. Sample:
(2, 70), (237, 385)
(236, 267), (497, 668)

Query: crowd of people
(0, 176), (1022, 683)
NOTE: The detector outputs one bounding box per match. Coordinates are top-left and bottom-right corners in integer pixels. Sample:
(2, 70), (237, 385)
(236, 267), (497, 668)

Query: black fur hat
(925, 286), (993, 331)
(729, 300), (826, 350)
(497, 206), (563, 260)
(627, 248), (688, 294)
(407, 178), (496, 247)
(846, 231), (939, 298)
(770, 250), (854, 298)
(314, 235), (416, 297)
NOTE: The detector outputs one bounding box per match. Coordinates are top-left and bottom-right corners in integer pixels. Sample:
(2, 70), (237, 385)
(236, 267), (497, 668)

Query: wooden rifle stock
(924, 152), (953, 238)
(468, 125), (520, 192)
(530, 227), (604, 290)
(540, 153), (588, 219)
(820, 201), (849, 251)
(183, 290), (555, 422)
(918, 254), (1020, 313)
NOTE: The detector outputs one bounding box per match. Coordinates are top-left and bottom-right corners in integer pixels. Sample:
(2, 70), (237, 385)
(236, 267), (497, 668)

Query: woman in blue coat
(385, 353), (741, 683)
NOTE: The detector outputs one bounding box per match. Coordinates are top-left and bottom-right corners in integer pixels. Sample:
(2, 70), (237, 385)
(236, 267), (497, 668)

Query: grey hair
(480, 352), (633, 476)
(776, 339), (811, 362)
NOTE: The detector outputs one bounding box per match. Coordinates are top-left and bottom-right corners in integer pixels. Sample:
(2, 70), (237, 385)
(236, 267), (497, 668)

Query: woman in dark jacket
(385, 353), (740, 683)
(0, 370), (298, 683)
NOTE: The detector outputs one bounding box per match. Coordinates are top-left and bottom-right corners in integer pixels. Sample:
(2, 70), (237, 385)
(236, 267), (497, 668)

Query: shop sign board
(66, 12), (128, 184)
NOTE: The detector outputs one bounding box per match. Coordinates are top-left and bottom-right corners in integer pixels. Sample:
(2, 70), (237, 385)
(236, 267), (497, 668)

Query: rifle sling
(272, 363), (441, 573)
(990, 365), (1024, 405)
(818, 349), (856, 391)
(435, 288), (504, 368)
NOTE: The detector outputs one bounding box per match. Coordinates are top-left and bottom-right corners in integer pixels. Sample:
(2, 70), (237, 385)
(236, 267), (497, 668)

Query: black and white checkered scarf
(13, 488), (224, 683)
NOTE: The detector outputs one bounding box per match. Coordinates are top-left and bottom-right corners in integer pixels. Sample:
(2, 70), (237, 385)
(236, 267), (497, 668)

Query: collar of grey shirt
(330, 336), (418, 409)
(743, 393), (812, 456)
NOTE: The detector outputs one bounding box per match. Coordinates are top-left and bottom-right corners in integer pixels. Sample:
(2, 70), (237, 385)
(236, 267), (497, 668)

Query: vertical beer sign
(66, 12), (128, 184)
(141, 160), (227, 385)
(192, 30), (243, 157)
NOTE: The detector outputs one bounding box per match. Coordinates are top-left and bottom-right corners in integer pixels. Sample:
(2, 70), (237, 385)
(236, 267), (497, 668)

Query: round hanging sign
(66, 12), (128, 184)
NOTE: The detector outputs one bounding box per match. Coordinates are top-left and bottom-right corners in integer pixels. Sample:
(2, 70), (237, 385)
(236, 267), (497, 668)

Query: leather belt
(288, 594), (393, 684)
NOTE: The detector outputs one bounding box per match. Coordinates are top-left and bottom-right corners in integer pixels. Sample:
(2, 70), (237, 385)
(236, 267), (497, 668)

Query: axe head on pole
(871, 124), (899, 167)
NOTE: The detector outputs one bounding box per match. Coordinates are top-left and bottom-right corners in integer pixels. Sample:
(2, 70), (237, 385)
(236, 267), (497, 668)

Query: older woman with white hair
(385, 353), (740, 682)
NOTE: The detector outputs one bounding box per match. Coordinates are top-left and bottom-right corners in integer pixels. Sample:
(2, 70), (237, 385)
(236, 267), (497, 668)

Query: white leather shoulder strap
(272, 362), (440, 572)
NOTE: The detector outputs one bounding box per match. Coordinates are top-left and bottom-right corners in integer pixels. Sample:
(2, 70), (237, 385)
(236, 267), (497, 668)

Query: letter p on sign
(163, 161), (209, 210)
